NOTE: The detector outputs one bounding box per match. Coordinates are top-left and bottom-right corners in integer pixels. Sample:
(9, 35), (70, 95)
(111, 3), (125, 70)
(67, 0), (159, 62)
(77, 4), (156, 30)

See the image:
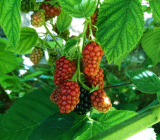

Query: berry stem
(88, 18), (94, 40)
(78, 21), (90, 91)
(44, 23), (64, 51)
(89, 104), (160, 140)
(103, 83), (132, 89)
(38, 37), (52, 49)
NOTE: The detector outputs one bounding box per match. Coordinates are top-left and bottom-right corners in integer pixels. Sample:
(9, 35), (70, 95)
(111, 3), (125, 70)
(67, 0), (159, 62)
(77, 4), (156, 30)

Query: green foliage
(64, 39), (78, 57)
(58, 0), (96, 18)
(141, 28), (160, 66)
(28, 113), (87, 140)
(24, 71), (44, 79)
(57, 10), (72, 32)
(0, 42), (19, 74)
(5, 27), (38, 54)
(96, 0), (144, 63)
(128, 69), (160, 93)
(150, 0), (160, 21)
(0, 89), (59, 140)
(0, 0), (21, 47)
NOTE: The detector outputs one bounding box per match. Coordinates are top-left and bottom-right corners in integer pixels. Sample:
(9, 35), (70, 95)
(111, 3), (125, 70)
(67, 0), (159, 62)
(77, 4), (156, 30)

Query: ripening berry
(30, 47), (43, 64)
(31, 11), (45, 27)
(90, 89), (112, 113)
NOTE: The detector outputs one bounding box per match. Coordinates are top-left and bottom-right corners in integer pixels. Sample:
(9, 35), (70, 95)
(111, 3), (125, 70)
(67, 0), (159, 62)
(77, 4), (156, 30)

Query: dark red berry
(50, 86), (61, 104)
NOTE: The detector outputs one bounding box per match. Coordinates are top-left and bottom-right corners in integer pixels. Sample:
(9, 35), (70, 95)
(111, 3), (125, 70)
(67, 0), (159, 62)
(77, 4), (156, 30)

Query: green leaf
(58, 0), (96, 18)
(128, 69), (160, 93)
(114, 52), (129, 70)
(57, 10), (72, 32)
(150, 0), (160, 21)
(0, 0), (21, 47)
(24, 71), (44, 79)
(141, 28), (160, 66)
(5, 27), (38, 54)
(96, 0), (144, 63)
(28, 113), (87, 140)
(64, 39), (78, 57)
(0, 89), (59, 140)
(0, 38), (8, 44)
(0, 42), (19, 73)
(74, 110), (136, 140)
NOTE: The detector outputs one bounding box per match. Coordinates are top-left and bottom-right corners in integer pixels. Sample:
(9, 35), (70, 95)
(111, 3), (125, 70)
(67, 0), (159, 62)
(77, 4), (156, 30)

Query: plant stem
(78, 21), (90, 91)
(88, 18), (94, 40)
(103, 83), (132, 89)
(89, 104), (160, 140)
(44, 23), (64, 51)
(38, 37), (52, 49)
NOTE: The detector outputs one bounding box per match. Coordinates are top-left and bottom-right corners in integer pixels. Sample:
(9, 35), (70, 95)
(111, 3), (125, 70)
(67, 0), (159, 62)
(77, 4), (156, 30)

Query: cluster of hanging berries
(50, 42), (112, 114)
(82, 42), (112, 113)
(30, 0), (61, 27)
(40, 2), (61, 21)
(86, 9), (98, 39)
(30, 47), (43, 64)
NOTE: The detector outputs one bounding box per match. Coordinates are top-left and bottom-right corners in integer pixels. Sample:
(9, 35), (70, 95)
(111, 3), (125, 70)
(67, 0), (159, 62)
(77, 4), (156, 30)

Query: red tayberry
(90, 89), (112, 113)
(50, 86), (61, 104)
(82, 42), (104, 76)
(54, 56), (77, 85)
(58, 81), (80, 113)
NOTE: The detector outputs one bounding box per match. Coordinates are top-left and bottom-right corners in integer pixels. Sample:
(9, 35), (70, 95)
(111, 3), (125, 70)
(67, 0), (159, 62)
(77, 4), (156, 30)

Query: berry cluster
(21, 0), (34, 13)
(30, 47), (43, 64)
(50, 86), (60, 104)
(54, 56), (77, 85)
(74, 85), (92, 115)
(31, 11), (45, 27)
(85, 68), (104, 89)
(82, 42), (104, 76)
(86, 9), (98, 38)
(90, 89), (112, 113)
(40, 2), (61, 21)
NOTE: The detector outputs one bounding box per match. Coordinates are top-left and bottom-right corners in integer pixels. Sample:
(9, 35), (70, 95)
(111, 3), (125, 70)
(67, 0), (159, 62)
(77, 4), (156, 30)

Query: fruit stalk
(44, 23), (63, 51)
(89, 104), (160, 140)
(78, 21), (90, 91)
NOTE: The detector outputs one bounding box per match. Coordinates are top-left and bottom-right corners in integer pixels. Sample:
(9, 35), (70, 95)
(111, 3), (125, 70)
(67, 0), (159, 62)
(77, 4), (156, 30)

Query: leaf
(0, 0), (21, 47)
(0, 89), (59, 140)
(150, 0), (160, 21)
(28, 113), (87, 140)
(58, 0), (96, 18)
(5, 27), (38, 54)
(96, 0), (144, 63)
(57, 10), (72, 32)
(128, 69), (160, 93)
(0, 38), (8, 44)
(24, 71), (44, 79)
(74, 110), (136, 140)
(141, 28), (160, 66)
(0, 42), (19, 74)
(64, 39), (78, 57)
(114, 52), (129, 70)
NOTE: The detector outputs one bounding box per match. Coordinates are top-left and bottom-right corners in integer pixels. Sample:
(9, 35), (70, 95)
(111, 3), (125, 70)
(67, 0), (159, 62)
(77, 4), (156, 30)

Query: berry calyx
(54, 56), (77, 85)
(58, 81), (80, 113)
(31, 11), (45, 27)
(30, 47), (43, 64)
(74, 85), (92, 115)
(48, 49), (59, 66)
(85, 68), (104, 89)
(90, 89), (112, 113)
(82, 42), (104, 76)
